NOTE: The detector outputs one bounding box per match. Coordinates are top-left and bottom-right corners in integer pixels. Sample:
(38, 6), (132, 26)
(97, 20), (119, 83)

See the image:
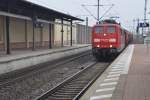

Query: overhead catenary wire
(82, 0), (115, 23)
(99, 4), (114, 20)
(82, 5), (98, 20)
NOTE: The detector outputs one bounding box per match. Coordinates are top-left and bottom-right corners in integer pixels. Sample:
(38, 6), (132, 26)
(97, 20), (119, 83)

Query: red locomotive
(92, 20), (132, 60)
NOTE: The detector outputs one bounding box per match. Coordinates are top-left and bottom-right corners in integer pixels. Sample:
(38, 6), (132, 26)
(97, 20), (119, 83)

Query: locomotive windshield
(95, 26), (104, 34)
(107, 26), (116, 33)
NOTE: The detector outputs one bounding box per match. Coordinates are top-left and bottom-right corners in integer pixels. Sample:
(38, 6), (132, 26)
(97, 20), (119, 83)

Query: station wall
(10, 18), (26, 48)
(9, 18), (51, 49)
(0, 15), (91, 51)
(76, 24), (92, 44)
(54, 20), (76, 47)
(0, 16), (51, 50)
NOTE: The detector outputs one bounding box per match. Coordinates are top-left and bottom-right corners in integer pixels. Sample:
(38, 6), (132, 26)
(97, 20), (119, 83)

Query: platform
(80, 44), (150, 100)
(0, 44), (91, 75)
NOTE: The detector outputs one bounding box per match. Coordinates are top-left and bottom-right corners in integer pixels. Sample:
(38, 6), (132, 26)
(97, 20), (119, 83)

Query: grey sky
(29, 0), (149, 31)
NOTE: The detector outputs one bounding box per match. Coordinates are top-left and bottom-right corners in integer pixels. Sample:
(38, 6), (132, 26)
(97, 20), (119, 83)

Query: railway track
(35, 62), (109, 100)
(0, 51), (99, 100)
(0, 51), (91, 86)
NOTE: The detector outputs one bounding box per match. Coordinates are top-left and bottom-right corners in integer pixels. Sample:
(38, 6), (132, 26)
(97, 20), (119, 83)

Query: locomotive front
(92, 24), (124, 60)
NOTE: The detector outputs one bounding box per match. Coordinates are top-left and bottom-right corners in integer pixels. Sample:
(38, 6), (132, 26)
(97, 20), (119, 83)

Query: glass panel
(95, 26), (104, 34)
(107, 26), (116, 33)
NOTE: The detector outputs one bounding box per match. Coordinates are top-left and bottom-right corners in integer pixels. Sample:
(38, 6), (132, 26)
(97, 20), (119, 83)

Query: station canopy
(0, 0), (83, 21)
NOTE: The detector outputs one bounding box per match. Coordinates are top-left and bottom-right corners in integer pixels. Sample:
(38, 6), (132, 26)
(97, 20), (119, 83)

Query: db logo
(101, 39), (108, 42)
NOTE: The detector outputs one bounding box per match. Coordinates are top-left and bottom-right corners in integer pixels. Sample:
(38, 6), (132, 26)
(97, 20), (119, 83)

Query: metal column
(49, 23), (52, 49)
(25, 20), (28, 48)
(61, 19), (64, 47)
(97, 0), (100, 22)
(6, 16), (10, 54)
(40, 26), (43, 47)
(70, 20), (73, 46)
(143, 0), (148, 36)
(86, 17), (88, 44)
(144, 0), (147, 23)
(32, 21), (35, 51)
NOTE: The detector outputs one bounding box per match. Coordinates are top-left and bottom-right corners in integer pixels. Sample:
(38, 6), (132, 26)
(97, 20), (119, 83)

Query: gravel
(0, 53), (95, 100)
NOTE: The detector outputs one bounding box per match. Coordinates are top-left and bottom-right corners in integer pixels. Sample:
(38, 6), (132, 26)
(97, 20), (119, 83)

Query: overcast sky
(29, 0), (149, 31)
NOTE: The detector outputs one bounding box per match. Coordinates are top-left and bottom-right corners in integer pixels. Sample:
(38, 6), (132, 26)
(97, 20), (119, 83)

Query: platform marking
(100, 82), (118, 86)
(122, 45), (134, 74)
(90, 94), (112, 100)
(116, 63), (125, 65)
(116, 62), (125, 64)
(117, 61), (126, 63)
(112, 65), (124, 67)
(112, 66), (124, 69)
(96, 87), (115, 93)
(109, 71), (122, 74)
(111, 68), (123, 70)
(107, 74), (120, 78)
(112, 67), (124, 69)
(114, 64), (124, 66)
(113, 63), (124, 65)
(104, 77), (119, 82)
(111, 65), (122, 67)
(111, 68), (123, 71)
(109, 70), (122, 74)
(88, 45), (134, 100)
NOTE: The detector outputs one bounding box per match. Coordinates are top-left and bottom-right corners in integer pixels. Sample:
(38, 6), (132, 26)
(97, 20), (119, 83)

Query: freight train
(92, 20), (132, 61)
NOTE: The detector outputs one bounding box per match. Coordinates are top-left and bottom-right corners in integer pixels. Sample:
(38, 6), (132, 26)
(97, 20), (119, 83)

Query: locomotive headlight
(110, 45), (113, 48)
(97, 45), (100, 47)
(104, 34), (107, 36)
(94, 39), (100, 42)
(109, 38), (116, 42)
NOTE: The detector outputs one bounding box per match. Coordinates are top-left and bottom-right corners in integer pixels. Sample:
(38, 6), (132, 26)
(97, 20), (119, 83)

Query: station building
(0, 0), (92, 55)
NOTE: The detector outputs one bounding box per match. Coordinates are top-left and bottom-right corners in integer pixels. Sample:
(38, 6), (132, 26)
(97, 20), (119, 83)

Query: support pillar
(25, 20), (28, 48)
(85, 17), (88, 44)
(97, 0), (100, 22)
(70, 20), (73, 46)
(40, 27), (43, 47)
(49, 23), (52, 49)
(6, 16), (10, 54)
(32, 21), (35, 51)
(61, 19), (64, 47)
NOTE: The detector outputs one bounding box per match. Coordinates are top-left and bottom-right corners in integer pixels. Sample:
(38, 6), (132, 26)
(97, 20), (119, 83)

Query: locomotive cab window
(95, 26), (104, 34)
(107, 26), (116, 33)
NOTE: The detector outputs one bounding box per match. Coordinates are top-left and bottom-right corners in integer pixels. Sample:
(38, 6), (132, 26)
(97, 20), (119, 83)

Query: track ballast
(36, 62), (109, 100)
